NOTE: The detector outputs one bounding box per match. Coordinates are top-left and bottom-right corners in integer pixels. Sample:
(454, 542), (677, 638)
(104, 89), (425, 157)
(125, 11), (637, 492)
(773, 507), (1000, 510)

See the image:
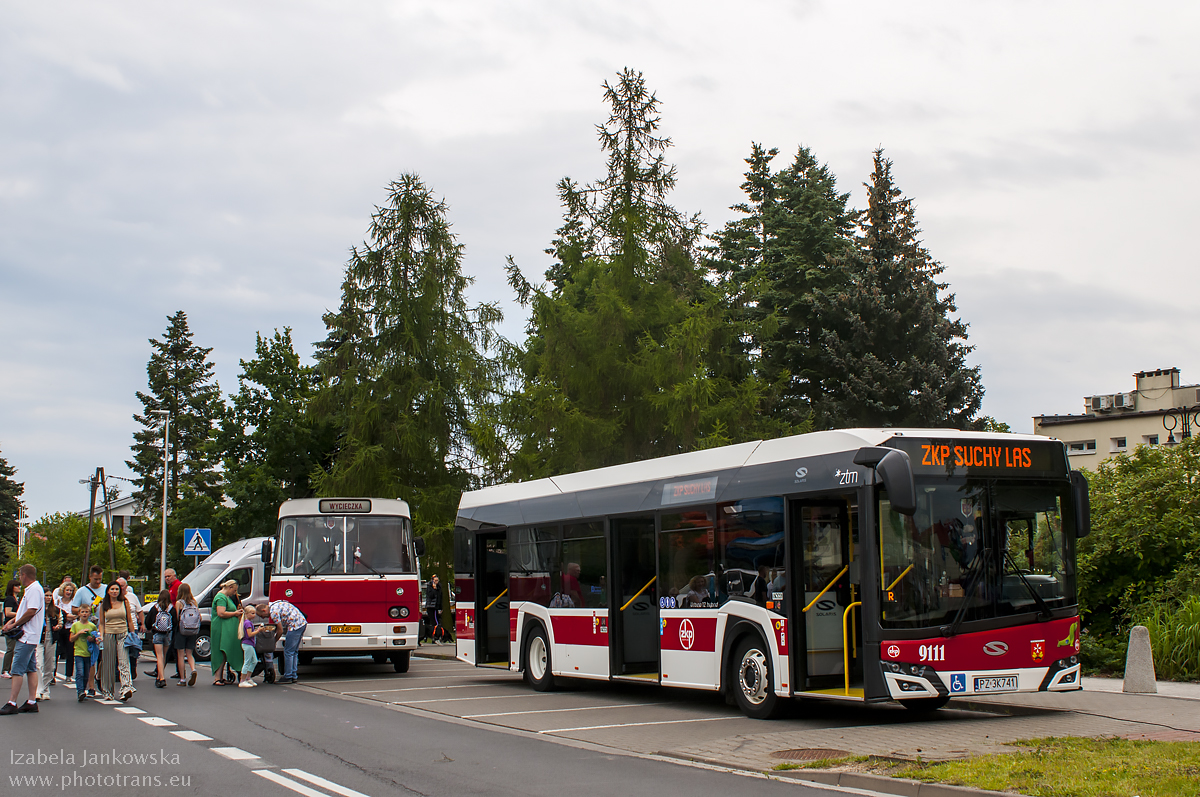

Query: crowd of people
(1, 563), (309, 715)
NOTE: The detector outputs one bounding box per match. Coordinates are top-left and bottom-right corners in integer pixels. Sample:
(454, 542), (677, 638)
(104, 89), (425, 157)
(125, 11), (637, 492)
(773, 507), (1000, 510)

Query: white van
(177, 537), (270, 660)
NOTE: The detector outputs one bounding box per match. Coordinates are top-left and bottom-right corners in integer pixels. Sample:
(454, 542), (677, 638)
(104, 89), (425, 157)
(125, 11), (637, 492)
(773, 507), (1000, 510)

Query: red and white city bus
(453, 429), (1089, 718)
(267, 498), (424, 672)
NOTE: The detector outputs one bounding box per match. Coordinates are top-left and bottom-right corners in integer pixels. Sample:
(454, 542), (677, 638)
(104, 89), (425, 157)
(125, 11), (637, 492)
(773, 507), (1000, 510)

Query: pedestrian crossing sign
(183, 527), (211, 555)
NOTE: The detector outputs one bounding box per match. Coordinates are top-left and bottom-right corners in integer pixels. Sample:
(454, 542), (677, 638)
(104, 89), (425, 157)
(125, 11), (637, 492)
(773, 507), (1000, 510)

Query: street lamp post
(151, 409), (170, 591)
(1162, 405), (1200, 445)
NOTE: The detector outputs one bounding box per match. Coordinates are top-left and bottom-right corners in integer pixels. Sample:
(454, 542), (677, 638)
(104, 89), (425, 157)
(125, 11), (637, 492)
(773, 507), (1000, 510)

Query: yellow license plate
(328, 625), (361, 634)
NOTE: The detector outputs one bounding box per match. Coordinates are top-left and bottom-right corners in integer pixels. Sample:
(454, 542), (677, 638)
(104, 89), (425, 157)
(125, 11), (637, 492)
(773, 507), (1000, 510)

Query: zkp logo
(887, 645), (901, 659)
(679, 619), (695, 650)
(983, 641), (1009, 656)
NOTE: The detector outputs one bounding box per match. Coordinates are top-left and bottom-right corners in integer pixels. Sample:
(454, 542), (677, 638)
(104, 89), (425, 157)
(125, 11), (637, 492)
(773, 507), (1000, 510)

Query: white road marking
(138, 716), (177, 726)
(343, 683), (495, 695)
(115, 706), (146, 714)
(284, 768), (370, 797)
(171, 730), (213, 741)
(401, 693), (554, 705)
(540, 715), (743, 734)
(253, 770), (328, 797)
(212, 746), (260, 760)
(96, 699), (121, 705)
(464, 702), (670, 718)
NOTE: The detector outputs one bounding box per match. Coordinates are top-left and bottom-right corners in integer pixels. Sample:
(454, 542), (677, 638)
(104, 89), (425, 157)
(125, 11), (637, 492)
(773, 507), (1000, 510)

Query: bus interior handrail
(843, 600), (862, 694)
(483, 588), (508, 612)
(802, 566), (849, 613)
(620, 577), (657, 612)
(885, 564), (914, 592)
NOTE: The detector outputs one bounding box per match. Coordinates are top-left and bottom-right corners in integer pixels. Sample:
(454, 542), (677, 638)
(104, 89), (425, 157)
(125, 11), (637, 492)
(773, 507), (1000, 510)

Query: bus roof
(458, 428), (1055, 527)
(278, 497), (411, 519)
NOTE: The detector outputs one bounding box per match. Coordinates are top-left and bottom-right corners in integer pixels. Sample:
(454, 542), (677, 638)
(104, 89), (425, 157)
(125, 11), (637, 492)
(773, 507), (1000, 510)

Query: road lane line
(401, 693), (555, 705)
(115, 706), (146, 714)
(539, 715), (742, 734)
(284, 768), (370, 797)
(212, 746), (261, 761)
(138, 716), (177, 726)
(254, 770), (328, 797)
(465, 702), (671, 718)
(171, 730), (213, 741)
(342, 683), (506, 695)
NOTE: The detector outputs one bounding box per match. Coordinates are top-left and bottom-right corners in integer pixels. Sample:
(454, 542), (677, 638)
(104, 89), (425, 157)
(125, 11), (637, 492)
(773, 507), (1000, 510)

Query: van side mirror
(854, 446), (917, 515)
(414, 537), (426, 557)
(1070, 470), (1091, 538)
(261, 539), (273, 565)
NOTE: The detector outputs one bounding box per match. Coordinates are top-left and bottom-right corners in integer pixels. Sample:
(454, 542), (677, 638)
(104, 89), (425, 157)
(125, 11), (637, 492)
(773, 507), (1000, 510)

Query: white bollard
(1123, 625), (1158, 693)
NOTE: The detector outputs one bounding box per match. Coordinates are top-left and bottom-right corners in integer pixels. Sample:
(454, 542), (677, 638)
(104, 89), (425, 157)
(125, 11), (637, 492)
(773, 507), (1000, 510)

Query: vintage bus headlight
(389, 606), (409, 619)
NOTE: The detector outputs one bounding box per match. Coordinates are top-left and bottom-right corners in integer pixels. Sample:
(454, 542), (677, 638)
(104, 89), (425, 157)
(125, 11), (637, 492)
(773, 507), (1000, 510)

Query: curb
(659, 753), (1022, 797)
(413, 648), (457, 661)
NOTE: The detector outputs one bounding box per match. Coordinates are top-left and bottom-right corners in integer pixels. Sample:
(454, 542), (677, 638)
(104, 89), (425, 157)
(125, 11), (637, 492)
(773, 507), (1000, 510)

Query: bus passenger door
(609, 515), (659, 679)
(793, 500), (862, 696)
(475, 531), (510, 667)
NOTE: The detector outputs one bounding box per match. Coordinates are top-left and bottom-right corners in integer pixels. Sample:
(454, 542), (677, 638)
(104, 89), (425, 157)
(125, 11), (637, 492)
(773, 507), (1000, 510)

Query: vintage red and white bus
(453, 429), (1089, 718)
(266, 498), (424, 672)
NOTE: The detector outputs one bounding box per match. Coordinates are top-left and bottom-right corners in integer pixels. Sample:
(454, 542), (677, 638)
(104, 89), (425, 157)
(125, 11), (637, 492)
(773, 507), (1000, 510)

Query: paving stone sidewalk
(663, 679), (1200, 772)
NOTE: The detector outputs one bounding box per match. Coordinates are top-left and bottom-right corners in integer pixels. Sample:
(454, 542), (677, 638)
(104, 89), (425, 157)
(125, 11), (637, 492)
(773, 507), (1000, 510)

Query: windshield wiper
(304, 550), (336, 578)
(354, 553), (385, 579)
(1004, 552), (1053, 619)
(941, 549), (989, 638)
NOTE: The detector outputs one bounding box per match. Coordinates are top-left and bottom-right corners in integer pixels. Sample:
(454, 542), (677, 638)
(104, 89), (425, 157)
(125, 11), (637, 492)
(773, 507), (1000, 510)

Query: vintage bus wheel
(391, 651), (410, 673)
(733, 637), (781, 719)
(523, 627), (555, 691)
(899, 695), (950, 712)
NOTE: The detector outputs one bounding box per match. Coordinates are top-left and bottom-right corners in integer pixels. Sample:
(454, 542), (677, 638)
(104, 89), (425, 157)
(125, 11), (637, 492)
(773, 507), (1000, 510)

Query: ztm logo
(679, 619), (695, 650)
(887, 645), (901, 659)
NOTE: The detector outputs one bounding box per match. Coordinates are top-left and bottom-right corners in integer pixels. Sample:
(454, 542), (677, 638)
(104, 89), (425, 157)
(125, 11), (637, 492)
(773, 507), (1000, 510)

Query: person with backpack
(173, 583), (200, 687)
(146, 592), (175, 688)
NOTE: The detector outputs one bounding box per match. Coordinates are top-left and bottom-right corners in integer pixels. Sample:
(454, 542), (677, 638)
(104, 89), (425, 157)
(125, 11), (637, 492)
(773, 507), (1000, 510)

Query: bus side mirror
(261, 539), (273, 565)
(854, 446), (917, 515)
(1070, 470), (1091, 538)
(414, 537), (426, 557)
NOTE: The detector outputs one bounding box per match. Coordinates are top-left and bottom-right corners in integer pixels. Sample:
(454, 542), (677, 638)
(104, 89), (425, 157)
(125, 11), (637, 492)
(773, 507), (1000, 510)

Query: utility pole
(152, 410), (170, 591)
(81, 468), (101, 583)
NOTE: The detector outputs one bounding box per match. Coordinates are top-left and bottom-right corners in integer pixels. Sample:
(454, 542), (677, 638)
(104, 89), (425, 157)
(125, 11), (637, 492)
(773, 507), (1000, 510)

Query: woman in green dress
(210, 580), (244, 686)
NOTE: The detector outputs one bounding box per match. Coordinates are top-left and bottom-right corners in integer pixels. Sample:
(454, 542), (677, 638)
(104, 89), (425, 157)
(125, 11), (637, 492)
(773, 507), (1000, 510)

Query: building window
(1110, 437), (1127, 453)
(1143, 434), (1159, 446)
(1068, 440), (1096, 454)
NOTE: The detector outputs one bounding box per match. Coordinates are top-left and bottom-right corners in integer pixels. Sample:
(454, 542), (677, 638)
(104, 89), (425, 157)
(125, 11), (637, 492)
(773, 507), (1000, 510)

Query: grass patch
(896, 737), (1200, 797)
(772, 755), (869, 771)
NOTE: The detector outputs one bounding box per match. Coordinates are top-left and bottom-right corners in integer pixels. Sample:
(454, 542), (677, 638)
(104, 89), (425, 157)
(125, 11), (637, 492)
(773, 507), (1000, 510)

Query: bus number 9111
(919, 644), (946, 662)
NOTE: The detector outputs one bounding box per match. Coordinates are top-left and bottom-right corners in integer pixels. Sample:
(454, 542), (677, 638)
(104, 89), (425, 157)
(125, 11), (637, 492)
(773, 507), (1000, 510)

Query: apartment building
(1033, 368), (1200, 469)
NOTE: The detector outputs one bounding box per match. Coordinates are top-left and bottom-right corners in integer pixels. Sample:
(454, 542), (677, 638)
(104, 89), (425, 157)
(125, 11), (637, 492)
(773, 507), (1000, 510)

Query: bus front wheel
(391, 651), (410, 673)
(732, 636), (782, 720)
(523, 626), (555, 692)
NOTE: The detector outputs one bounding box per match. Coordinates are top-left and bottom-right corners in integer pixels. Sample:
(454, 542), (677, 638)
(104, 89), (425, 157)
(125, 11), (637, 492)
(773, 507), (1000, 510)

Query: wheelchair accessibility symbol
(950, 673), (967, 693)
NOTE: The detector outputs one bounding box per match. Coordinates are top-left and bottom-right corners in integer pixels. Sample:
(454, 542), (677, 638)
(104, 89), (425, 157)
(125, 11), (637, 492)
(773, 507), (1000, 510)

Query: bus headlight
(389, 606), (409, 619)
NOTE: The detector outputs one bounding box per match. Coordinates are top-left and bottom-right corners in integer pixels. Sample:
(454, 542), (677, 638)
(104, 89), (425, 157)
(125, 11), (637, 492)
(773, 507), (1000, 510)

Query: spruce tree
(313, 174), (504, 540)
(0, 445), (25, 554)
(506, 70), (787, 479)
(810, 149), (983, 428)
(126, 311), (224, 571)
(710, 144), (855, 425)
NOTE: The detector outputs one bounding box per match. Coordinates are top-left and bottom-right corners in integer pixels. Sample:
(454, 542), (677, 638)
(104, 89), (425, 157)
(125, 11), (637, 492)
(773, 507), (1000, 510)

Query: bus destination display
(890, 439), (1067, 477)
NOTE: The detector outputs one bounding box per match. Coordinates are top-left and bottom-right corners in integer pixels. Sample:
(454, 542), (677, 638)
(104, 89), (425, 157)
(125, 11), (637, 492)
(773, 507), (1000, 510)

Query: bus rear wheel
(523, 626), (555, 691)
(899, 695), (950, 712)
(391, 651), (410, 673)
(732, 636), (782, 719)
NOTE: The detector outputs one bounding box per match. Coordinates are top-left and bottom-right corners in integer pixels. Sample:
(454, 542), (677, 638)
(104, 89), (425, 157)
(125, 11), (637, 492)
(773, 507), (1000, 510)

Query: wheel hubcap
(530, 637), (547, 680)
(739, 648), (769, 705)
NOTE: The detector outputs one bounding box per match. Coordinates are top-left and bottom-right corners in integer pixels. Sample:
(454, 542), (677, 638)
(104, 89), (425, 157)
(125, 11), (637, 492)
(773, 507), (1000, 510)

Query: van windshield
(274, 515), (415, 575)
(181, 563), (227, 599)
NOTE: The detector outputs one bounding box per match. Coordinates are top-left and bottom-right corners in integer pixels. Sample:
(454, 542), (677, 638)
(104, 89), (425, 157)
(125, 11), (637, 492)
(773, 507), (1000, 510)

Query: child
(237, 608), (260, 687)
(68, 604), (97, 703)
(251, 603), (277, 684)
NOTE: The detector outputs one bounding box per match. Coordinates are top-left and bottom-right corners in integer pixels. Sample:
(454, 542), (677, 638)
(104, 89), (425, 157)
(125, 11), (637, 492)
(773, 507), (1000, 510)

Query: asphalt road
(3, 654), (841, 797)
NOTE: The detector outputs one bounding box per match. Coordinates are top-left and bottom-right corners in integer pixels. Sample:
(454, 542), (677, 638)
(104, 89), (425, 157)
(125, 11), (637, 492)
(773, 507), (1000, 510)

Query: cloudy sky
(2, 1), (1198, 520)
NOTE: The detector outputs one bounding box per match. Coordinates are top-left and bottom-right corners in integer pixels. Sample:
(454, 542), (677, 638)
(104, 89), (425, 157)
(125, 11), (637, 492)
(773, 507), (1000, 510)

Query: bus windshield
(274, 515), (415, 575)
(879, 480), (1075, 630)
